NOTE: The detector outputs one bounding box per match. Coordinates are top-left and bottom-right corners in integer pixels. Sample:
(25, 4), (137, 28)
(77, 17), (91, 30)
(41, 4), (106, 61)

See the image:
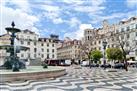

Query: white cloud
(79, 24), (93, 30)
(41, 4), (60, 12)
(62, 0), (84, 5)
(126, 0), (137, 8)
(43, 11), (64, 24)
(0, 0), (6, 6)
(36, 0), (106, 25)
(74, 6), (105, 13)
(53, 18), (64, 24)
(64, 24), (93, 39)
(68, 0), (106, 14)
(41, 4), (65, 24)
(91, 0), (106, 6)
(68, 17), (81, 27)
(75, 24), (93, 39)
(0, 1), (39, 35)
(2, 0), (31, 12)
(1, 0), (135, 40)
(89, 10), (137, 24)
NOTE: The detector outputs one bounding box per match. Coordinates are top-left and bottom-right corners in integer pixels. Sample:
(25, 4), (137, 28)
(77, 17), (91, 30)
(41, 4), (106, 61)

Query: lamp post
(102, 40), (107, 70)
(85, 46), (90, 67)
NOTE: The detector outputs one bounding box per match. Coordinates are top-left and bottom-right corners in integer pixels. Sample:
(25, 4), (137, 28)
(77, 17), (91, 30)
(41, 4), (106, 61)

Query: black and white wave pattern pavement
(0, 67), (137, 91)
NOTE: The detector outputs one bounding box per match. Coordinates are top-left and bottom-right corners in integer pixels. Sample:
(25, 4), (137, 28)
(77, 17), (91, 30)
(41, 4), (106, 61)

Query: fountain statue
(0, 22), (29, 72)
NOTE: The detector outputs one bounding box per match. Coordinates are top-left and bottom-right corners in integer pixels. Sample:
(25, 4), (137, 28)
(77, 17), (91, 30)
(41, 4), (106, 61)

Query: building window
(111, 44), (114, 48)
(49, 39), (51, 42)
(52, 54), (54, 58)
(121, 28), (124, 32)
(52, 44), (54, 47)
(116, 30), (119, 33)
(47, 54), (49, 59)
(27, 41), (30, 45)
(94, 41), (96, 45)
(41, 54), (44, 58)
(38, 53), (40, 56)
(127, 34), (130, 39)
(116, 45), (119, 48)
(136, 24), (137, 29)
(21, 54), (24, 57)
(126, 26), (130, 31)
(34, 42), (36, 46)
(112, 38), (114, 41)
(47, 43), (49, 47)
(99, 41), (101, 44)
(52, 49), (54, 53)
(41, 48), (44, 52)
(34, 54), (36, 58)
(34, 48), (37, 52)
(28, 53), (30, 58)
(21, 41), (24, 44)
(110, 32), (113, 36)
(121, 35), (124, 39)
(47, 49), (49, 52)
(88, 36), (89, 40)
(41, 43), (44, 46)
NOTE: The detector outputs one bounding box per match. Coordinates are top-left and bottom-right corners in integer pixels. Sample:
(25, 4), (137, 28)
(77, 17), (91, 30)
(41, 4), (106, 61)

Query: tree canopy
(90, 50), (103, 62)
(106, 48), (123, 61)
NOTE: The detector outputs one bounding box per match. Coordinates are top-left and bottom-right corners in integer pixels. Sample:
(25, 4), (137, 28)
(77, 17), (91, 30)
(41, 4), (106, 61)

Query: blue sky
(0, 0), (137, 39)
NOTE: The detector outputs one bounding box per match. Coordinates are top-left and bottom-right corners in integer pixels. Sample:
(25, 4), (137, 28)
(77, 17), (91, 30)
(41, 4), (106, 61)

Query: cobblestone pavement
(0, 66), (137, 91)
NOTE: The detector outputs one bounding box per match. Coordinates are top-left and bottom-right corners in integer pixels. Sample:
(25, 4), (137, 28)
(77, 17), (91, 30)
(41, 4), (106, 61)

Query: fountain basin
(0, 66), (66, 82)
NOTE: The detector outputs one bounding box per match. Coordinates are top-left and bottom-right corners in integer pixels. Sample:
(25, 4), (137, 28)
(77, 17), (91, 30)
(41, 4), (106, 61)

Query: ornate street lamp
(102, 40), (107, 70)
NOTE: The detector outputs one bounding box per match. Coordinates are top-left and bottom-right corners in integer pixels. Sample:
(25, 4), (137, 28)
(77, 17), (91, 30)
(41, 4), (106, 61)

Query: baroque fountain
(0, 21), (29, 71)
(0, 22), (66, 82)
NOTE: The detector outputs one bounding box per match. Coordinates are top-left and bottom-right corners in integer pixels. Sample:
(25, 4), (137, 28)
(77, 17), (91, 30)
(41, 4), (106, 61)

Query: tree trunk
(88, 56), (91, 68)
(124, 55), (128, 71)
(120, 45), (128, 71)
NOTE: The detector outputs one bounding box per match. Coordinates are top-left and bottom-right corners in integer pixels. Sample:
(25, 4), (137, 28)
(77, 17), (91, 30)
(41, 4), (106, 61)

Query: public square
(0, 0), (137, 91)
(0, 66), (137, 91)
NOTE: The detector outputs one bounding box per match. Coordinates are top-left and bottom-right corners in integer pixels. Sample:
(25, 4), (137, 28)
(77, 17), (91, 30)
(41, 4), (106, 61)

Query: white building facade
(57, 38), (82, 61)
(0, 29), (59, 65)
(84, 17), (137, 61)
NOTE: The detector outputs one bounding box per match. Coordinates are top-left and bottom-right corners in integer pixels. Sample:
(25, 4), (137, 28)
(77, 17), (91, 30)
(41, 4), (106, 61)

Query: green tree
(90, 50), (103, 63)
(106, 48), (123, 62)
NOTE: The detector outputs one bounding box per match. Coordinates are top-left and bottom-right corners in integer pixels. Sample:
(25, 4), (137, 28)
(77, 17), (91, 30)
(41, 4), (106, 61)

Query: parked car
(114, 63), (124, 69)
(100, 64), (111, 68)
(90, 64), (99, 67)
(127, 60), (137, 68)
(81, 61), (89, 67)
